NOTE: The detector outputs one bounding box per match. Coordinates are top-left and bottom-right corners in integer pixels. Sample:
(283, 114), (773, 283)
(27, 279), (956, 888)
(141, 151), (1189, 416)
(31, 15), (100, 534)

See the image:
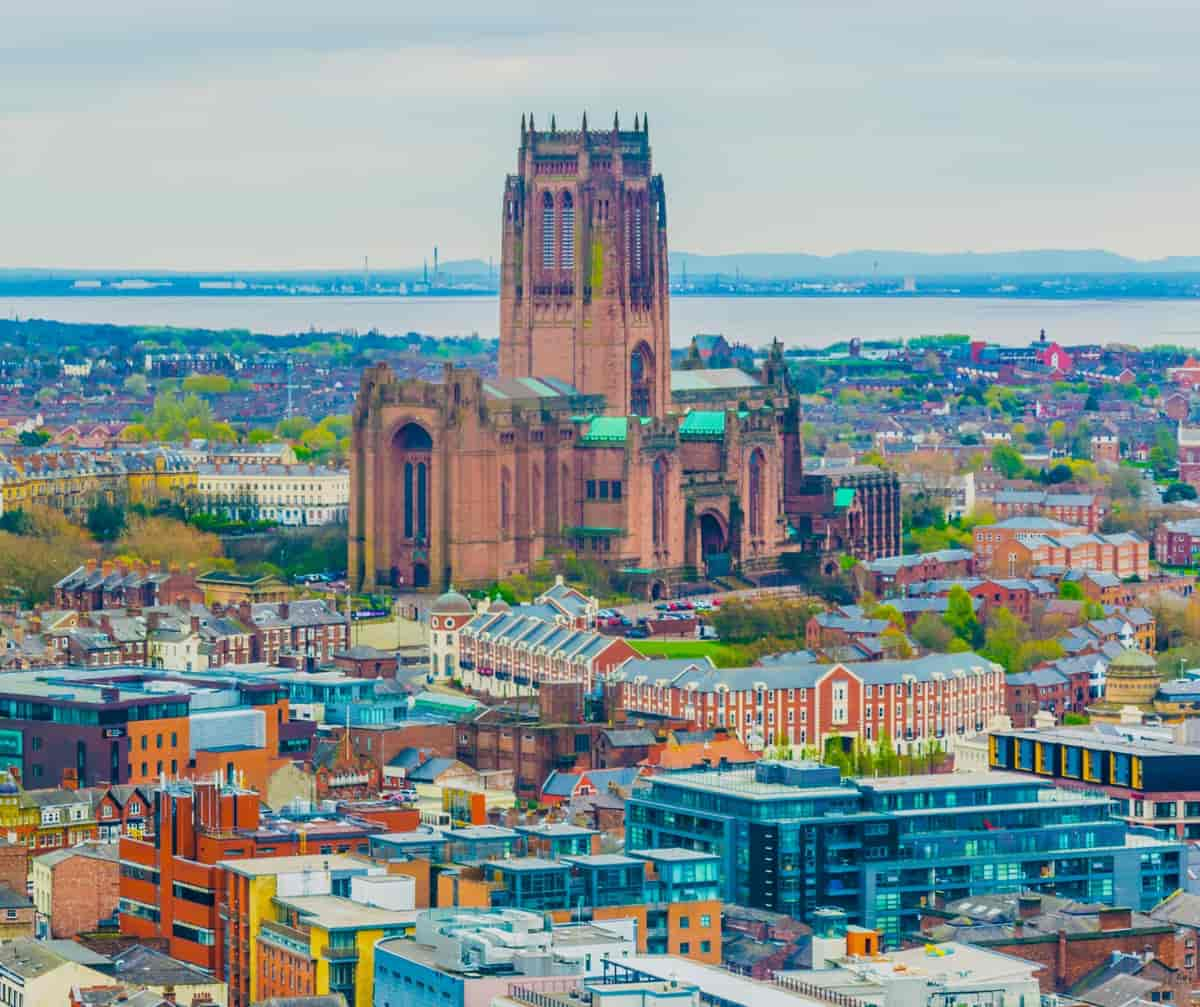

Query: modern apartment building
(990, 724), (1200, 839)
(626, 761), (1184, 947)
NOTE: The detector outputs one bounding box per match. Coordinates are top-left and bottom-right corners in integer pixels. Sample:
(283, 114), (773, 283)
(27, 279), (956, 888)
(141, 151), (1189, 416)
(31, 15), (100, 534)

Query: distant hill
(669, 249), (1200, 278)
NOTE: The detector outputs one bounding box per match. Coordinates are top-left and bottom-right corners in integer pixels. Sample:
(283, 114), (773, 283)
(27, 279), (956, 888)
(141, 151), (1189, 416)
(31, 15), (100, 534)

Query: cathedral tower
(499, 113), (671, 417)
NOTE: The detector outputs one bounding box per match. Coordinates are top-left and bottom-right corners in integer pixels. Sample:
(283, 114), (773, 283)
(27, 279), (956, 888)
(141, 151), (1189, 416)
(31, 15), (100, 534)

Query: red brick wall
(0, 842), (29, 898)
(921, 928), (1176, 993)
(50, 853), (119, 939)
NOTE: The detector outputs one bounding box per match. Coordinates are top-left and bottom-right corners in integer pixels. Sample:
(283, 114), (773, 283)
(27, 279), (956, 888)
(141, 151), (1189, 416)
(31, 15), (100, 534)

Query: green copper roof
(834, 487), (856, 508)
(580, 416), (628, 444)
(679, 410), (726, 440)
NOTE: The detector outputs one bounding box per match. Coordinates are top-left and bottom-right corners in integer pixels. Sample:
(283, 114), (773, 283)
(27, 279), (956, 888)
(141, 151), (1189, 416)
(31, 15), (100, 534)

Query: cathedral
(349, 114), (899, 596)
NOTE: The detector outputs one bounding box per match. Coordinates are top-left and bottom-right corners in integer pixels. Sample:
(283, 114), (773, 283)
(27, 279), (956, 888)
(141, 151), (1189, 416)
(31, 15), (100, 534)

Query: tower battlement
(501, 113), (669, 417)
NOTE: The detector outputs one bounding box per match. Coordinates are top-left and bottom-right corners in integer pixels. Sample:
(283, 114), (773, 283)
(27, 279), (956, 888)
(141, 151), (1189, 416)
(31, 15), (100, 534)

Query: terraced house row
(430, 580), (639, 696)
(609, 652), (1007, 753)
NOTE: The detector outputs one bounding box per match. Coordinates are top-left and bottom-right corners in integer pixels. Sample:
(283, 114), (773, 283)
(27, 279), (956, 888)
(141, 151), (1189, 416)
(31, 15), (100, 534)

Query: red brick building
(1155, 518), (1200, 568)
(905, 577), (1055, 620)
(53, 560), (204, 613)
(609, 652), (1006, 753)
(921, 893), (1177, 994)
(34, 842), (119, 939)
(992, 489), (1101, 532)
(861, 548), (974, 595)
(118, 781), (388, 973)
(1004, 667), (1090, 727)
(976, 518), (1149, 580)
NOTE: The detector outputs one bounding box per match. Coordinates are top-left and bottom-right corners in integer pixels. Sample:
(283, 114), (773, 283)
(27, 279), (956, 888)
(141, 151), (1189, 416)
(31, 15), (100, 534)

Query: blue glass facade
(626, 763), (1185, 947)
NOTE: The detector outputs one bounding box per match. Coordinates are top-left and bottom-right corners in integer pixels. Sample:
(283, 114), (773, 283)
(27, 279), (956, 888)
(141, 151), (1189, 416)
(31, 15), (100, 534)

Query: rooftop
(278, 894), (419, 930)
(218, 853), (369, 877)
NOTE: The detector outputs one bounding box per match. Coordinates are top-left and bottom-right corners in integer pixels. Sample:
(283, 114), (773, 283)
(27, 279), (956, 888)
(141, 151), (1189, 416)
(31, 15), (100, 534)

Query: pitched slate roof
(612, 652), (999, 691)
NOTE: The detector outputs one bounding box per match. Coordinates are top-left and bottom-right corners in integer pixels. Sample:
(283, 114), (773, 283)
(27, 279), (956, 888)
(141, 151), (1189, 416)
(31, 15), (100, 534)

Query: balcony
(322, 944), (359, 961)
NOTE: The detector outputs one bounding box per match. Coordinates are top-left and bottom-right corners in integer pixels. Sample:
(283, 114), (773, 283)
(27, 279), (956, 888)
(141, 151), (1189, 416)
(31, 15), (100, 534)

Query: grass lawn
(631, 639), (755, 668)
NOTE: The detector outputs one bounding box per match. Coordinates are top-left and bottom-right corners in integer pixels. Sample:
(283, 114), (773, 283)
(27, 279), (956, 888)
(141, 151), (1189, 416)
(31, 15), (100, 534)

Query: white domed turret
(429, 588), (472, 681)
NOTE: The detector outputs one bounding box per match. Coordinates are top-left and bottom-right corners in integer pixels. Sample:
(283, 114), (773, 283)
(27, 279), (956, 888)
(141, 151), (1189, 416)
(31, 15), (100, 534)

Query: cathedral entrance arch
(698, 511), (730, 579)
(392, 422), (433, 588)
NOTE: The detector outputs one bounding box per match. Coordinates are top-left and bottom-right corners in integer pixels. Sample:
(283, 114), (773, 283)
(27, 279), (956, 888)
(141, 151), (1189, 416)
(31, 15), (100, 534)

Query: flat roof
(218, 853), (369, 877)
(561, 853), (642, 868)
(995, 727), (1200, 758)
(630, 848), (718, 863)
(487, 857), (568, 872)
(648, 768), (855, 801)
(860, 771), (1044, 791)
(277, 894), (419, 930)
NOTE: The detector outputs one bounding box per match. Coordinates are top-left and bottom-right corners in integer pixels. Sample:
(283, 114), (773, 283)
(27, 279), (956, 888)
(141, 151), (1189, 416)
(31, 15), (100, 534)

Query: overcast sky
(4, 1), (1198, 269)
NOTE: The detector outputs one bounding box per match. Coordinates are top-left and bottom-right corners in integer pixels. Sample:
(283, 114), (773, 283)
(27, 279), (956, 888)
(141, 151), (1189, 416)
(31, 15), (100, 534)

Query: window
(678, 915), (690, 929)
(542, 191), (556, 268)
(587, 480), (597, 499)
(599, 481), (609, 500)
(700, 940), (712, 953)
(561, 192), (575, 269)
(612, 481), (622, 500)
(678, 942), (690, 955)
(700, 914), (711, 927)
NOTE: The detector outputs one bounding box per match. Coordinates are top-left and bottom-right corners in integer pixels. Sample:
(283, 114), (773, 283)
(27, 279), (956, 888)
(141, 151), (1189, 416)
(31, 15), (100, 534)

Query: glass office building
(626, 761), (1184, 946)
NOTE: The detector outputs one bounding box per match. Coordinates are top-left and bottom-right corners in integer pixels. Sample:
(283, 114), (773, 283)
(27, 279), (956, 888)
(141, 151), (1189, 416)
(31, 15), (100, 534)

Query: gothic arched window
(542, 191), (555, 268)
(561, 192), (575, 269)
(749, 449), (765, 538)
(532, 465), (542, 533)
(633, 195), (644, 274)
(561, 463), (571, 530)
(652, 456), (668, 547)
(501, 466), (513, 534)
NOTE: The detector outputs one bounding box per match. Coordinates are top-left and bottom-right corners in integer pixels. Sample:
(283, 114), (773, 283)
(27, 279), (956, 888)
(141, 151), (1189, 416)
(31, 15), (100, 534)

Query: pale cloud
(3, 0), (1198, 268)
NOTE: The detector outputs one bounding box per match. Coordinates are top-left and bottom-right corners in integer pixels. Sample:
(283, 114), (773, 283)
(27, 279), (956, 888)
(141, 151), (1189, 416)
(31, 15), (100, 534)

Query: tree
(944, 585), (982, 647)
(990, 443), (1025, 479)
(1058, 580), (1084, 600)
(0, 505), (96, 604)
(1049, 420), (1068, 446)
(1084, 390), (1100, 411)
(769, 730), (793, 761)
(123, 374), (149, 397)
(17, 429), (51, 447)
(247, 427), (276, 444)
(874, 729), (901, 776)
(119, 423), (152, 443)
(912, 612), (955, 652)
(181, 374), (234, 395)
(981, 606), (1027, 674)
(1082, 600), (1105, 621)
(868, 604), (906, 631)
(1015, 638), (1065, 673)
(1164, 483), (1198, 503)
(115, 516), (223, 569)
(1046, 463), (1073, 484)
(277, 415), (314, 440)
(880, 625), (913, 659)
(86, 500), (126, 542)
